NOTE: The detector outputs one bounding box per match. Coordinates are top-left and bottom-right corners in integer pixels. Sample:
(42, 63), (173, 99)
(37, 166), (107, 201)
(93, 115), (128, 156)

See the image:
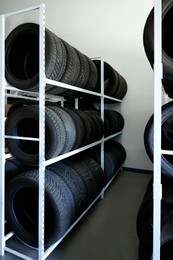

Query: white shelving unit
(152, 1), (173, 259)
(0, 4), (123, 260)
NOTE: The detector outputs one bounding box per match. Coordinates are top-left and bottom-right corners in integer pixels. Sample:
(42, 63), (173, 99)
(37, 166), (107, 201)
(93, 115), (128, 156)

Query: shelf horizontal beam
(161, 149), (173, 155)
(4, 246), (34, 260)
(4, 5), (40, 17)
(4, 135), (39, 141)
(45, 132), (122, 166)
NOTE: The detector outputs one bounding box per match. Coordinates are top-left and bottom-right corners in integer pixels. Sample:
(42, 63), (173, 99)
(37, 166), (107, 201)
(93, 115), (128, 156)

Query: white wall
(0, 0), (154, 171)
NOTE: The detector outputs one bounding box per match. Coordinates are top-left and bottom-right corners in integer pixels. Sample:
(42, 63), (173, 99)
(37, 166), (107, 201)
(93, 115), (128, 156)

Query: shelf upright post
(100, 59), (105, 199)
(0, 14), (6, 256)
(38, 4), (46, 260)
(100, 59), (104, 171)
(153, 0), (162, 259)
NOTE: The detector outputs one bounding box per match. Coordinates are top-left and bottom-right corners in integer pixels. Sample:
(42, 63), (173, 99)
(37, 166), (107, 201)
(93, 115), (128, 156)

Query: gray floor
(0, 171), (151, 260)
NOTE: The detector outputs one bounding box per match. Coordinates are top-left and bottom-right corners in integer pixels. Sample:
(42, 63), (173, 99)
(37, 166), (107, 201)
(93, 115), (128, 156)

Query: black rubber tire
(144, 100), (173, 177)
(136, 175), (173, 239)
(48, 39), (80, 95)
(90, 146), (118, 183)
(143, 0), (173, 97)
(80, 155), (106, 193)
(107, 143), (125, 168)
(85, 110), (104, 141)
(5, 169), (75, 247)
(104, 110), (124, 136)
(62, 107), (85, 149)
(114, 74), (128, 100)
(5, 160), (22, 185)
(74, 49), (90, 88)
(105, 150), (121, 181)
(75, 110), (92, 146)
(138, 208), (173, 260)
(65, 158), (97, 205)
(84, 112), (98, 143)
(7, 100), (37, 116)
(108, 140), (126, 162)
(48, 106), (76, 153)
(5, 23), (67, 92)
(45, 31), (67, 88)
(60, 40), (80, 85)
(47, 161), (88, 218)
(93, 60), (119, 96)
(84, 57), (98, 91)
(104, 110), (118, 135)
(144, 0), (173, 73)
(143, 7), (154, 69)
(88, 141), (125, 183)
(63, 49), (90, 98)
(5, 105), (66, 165)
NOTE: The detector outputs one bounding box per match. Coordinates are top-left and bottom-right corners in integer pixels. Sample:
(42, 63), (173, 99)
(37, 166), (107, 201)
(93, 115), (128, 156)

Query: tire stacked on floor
(143, 0), (173, 98)
(5, 140), (125, 248)
(136, 175), (173, 260)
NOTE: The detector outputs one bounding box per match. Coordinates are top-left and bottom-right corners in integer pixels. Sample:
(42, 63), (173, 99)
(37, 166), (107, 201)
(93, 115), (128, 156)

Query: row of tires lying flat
(6, 101), (125, 165)
(5, 23), (127, 100)
(5, 141), (126, 247)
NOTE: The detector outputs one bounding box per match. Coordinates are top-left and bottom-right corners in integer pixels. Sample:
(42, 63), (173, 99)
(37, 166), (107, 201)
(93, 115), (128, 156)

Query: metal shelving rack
(0, 4), (123, 260)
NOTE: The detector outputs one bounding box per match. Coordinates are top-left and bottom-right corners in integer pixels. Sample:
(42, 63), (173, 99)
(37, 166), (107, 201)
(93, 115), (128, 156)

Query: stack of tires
(5, 23), (127, 100)
(5, 140), (126, 248)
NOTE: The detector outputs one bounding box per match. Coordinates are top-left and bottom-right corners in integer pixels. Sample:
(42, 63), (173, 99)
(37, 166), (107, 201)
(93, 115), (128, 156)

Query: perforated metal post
(0, 14), (5, 256)
(100, 59), (104, 171)
(153, 0), (162, 259)
(38, 4), (46, 260)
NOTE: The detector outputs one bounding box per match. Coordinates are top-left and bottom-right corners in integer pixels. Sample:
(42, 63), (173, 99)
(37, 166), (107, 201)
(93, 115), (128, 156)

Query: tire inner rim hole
(162, 117), (173, 163)
(17, 118), (39, 154)
(8, 32), (39, 80)
(161, 240), (173, 260)
(13, 187), (54, 235)
(162, 7), (173, 59)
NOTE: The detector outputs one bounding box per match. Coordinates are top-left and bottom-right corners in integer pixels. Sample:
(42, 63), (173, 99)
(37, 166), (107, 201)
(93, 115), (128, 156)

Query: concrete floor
(0, 171), (151, 260)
